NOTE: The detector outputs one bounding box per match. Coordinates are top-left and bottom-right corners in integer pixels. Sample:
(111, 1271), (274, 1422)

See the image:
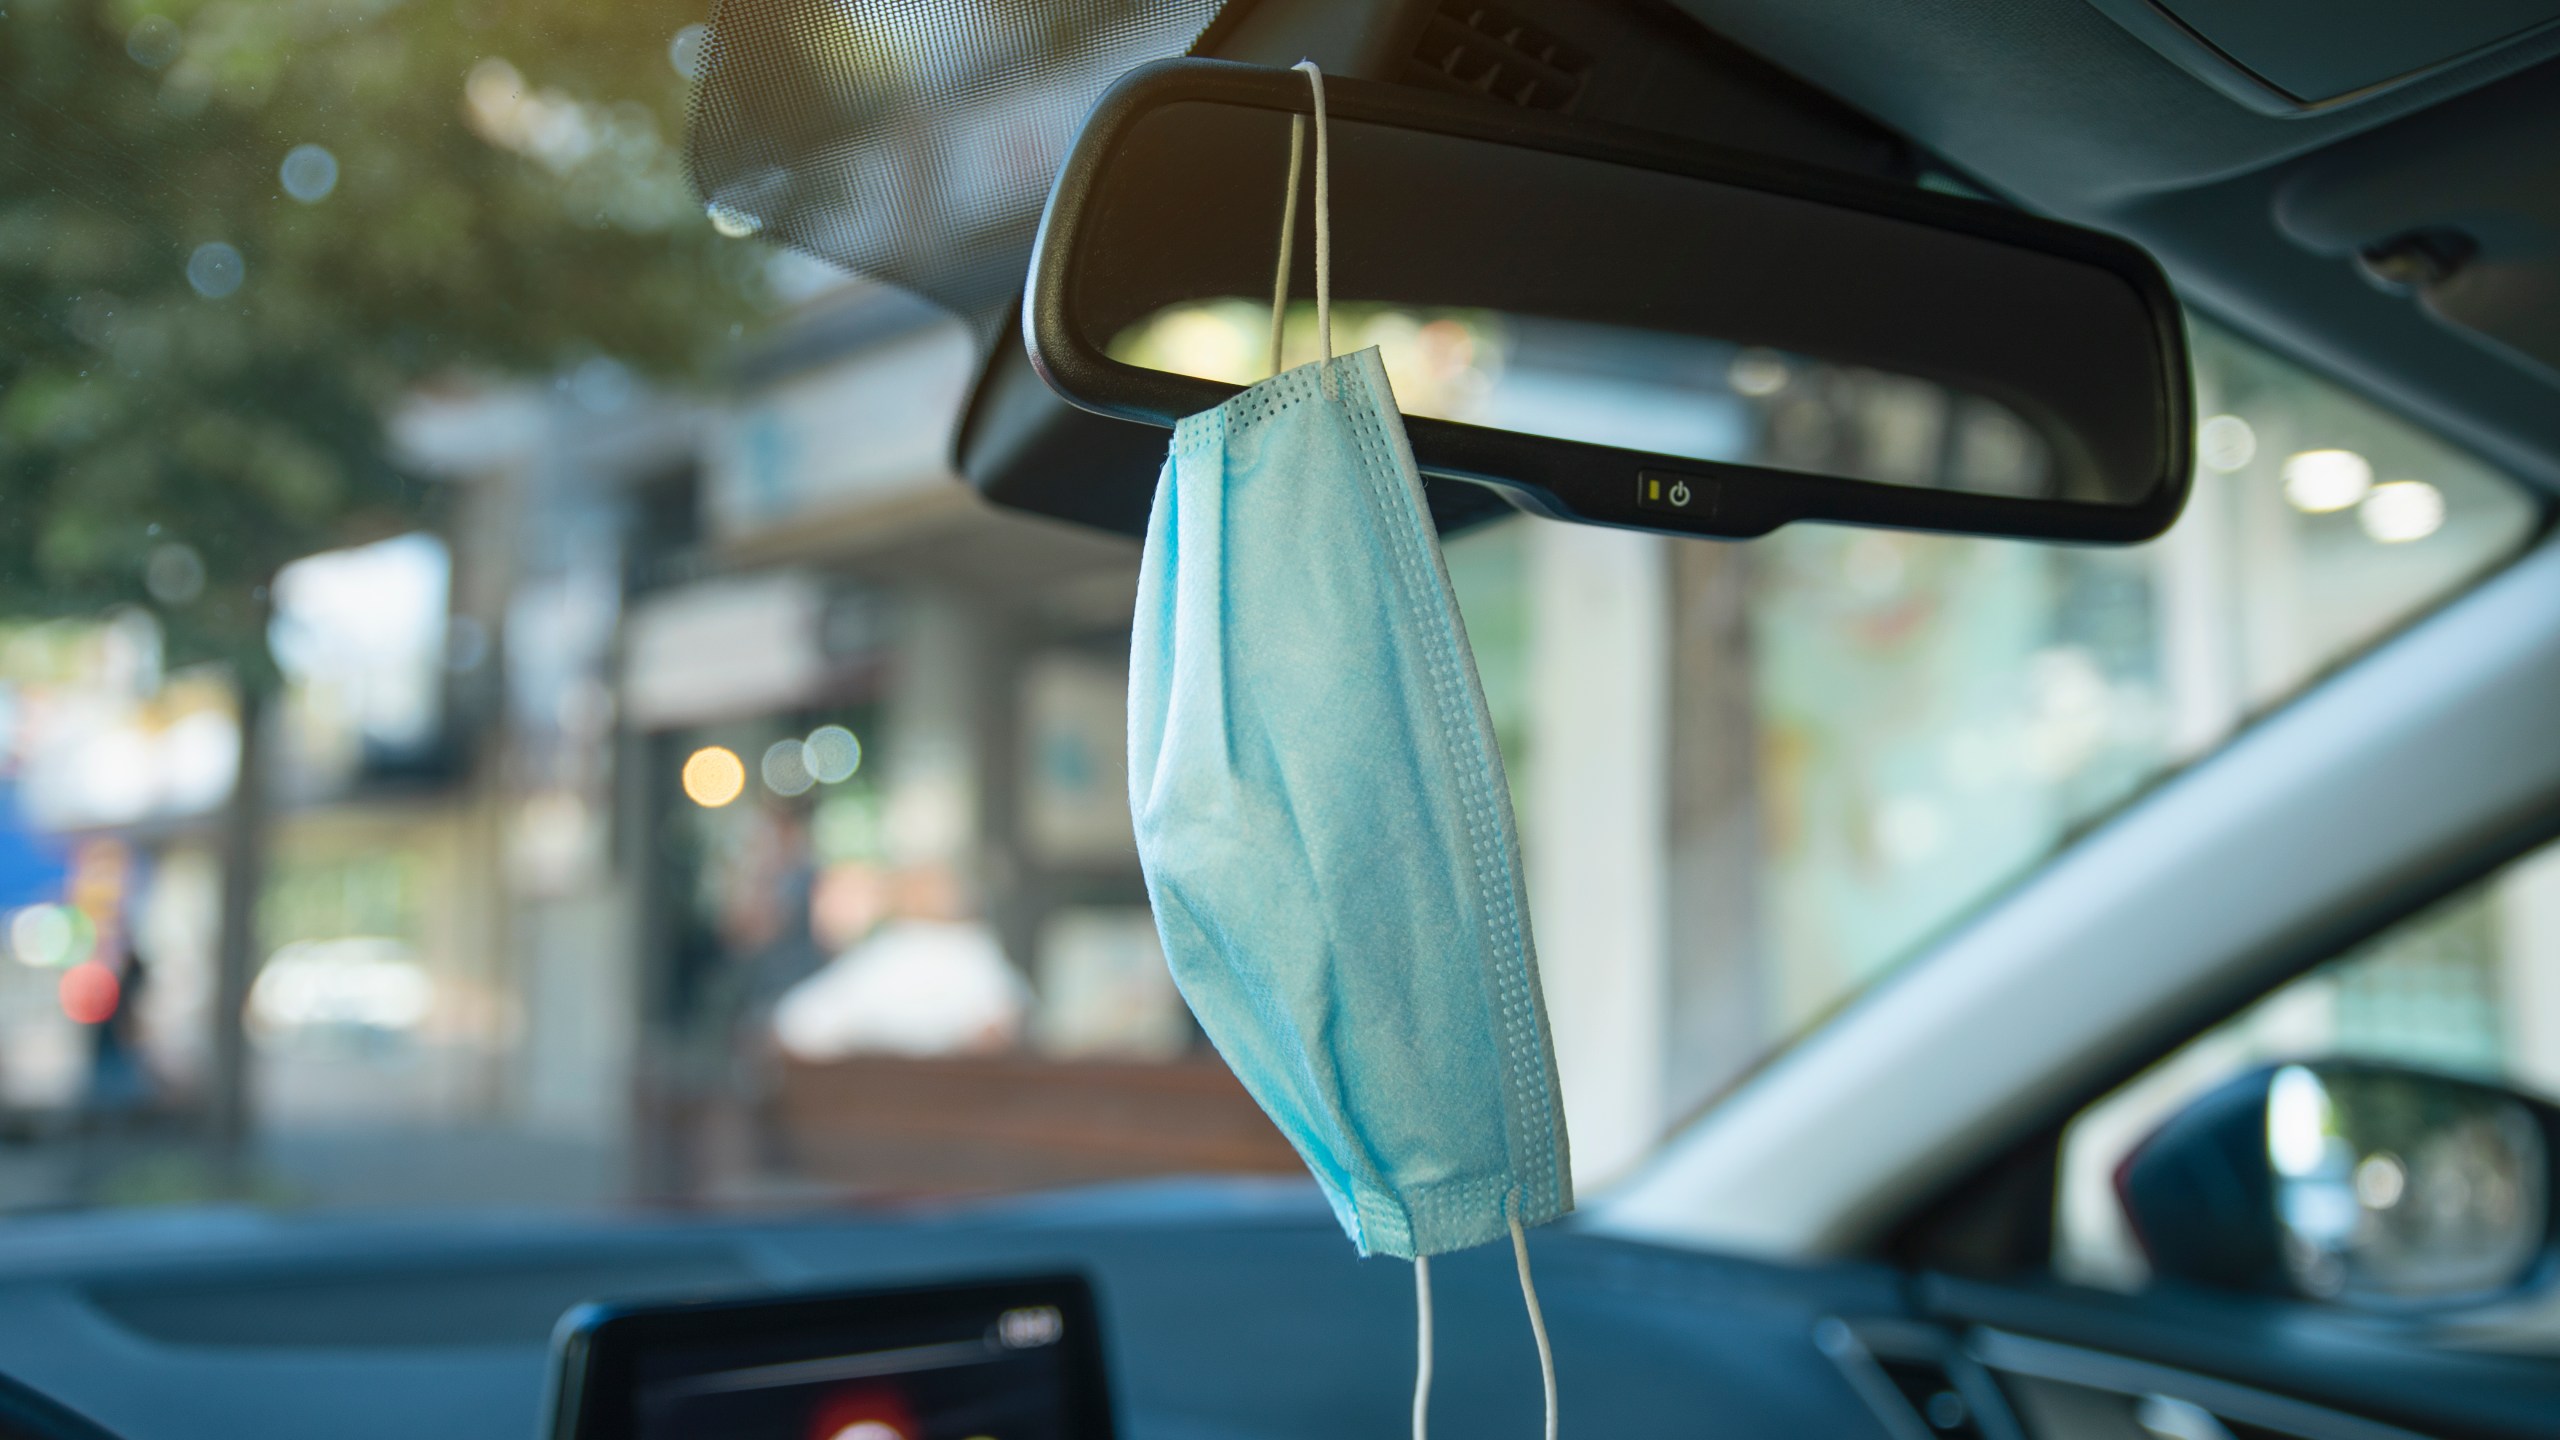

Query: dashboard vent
(1402, 2), (1592, 112)
(1874, 1352), (1993, 1438)
(1817, 1318), (2021, 1440)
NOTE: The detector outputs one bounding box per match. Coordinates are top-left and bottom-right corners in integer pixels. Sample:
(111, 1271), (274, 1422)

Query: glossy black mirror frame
(1024, 59), (2194, 545)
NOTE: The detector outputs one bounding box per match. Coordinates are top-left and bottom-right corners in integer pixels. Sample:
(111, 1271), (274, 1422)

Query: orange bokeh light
(682, 745), (747, 808)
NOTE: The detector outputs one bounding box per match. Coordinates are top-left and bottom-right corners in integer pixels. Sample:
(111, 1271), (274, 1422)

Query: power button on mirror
(1637, 471), (1715, 519)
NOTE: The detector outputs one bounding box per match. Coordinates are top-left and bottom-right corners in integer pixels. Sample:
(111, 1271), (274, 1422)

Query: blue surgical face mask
(1127, 60), (1568, 1440)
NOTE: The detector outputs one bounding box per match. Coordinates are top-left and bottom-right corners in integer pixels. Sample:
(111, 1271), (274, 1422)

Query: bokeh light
(2355, 1151), (2407, 1210)
(2267, 1064), (2330, 1178)
(58, 960), (119, 1025)
(762, 739), (814, 797)
(1727, 347), (1790, 398)
(669, 22), (707, 78)
(2280, 448), (2373, 514)
(2197, 414), (2256, 473)
(2359, 479), (2445, 543)
(186, 241), (245, 299)
(280, 143), (340, 203)
(145, 542), (207, 604)
(682, 745), (746, 807)
(124, 13), (181, 68)
(8, 904), (83, 968)
(804, 725), (862, 784)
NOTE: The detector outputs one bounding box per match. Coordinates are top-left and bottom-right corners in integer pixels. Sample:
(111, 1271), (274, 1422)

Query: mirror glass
(1111, 303), (2059, 499)
(1054, 90), (2181, 512)
(2267, 1064), (2550, 1302)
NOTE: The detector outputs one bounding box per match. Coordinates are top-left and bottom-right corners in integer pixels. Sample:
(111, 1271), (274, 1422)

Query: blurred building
(612, 284), (1291, 1201)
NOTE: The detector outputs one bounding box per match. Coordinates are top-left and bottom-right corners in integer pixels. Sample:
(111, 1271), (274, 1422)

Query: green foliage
(0, 0), (755, 674)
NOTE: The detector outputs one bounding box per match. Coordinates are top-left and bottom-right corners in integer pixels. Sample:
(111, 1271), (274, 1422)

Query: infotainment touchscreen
(545, 1274), (1114, 1440)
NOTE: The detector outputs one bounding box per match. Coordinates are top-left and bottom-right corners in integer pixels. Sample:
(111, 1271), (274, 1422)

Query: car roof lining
(1668, 0), (2560, 202)
(1664, 0), (2560, 495)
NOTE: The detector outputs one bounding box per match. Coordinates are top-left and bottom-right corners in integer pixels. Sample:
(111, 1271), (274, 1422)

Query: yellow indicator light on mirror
(1636, 470), (1706, 516)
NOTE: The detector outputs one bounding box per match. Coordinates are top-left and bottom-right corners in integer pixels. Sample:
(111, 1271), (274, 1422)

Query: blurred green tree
(0, 0), (757, 1167)
(3, 0), (750, 658)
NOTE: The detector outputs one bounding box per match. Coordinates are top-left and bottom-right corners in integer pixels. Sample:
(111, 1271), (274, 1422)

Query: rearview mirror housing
(1020, 60), (2193, 545)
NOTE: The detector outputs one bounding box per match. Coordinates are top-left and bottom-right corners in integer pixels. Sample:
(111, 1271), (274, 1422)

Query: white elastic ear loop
(1412, 1255), (1434, 1440)
(1263, 61), (1333, 380)
(1264, 113), (1303, 379)
(1292, 59), (1332, 364)
(1510, 1215), (1557, 1440)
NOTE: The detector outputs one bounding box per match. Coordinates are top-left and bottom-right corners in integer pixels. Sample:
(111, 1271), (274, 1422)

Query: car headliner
(1668, 0), (2560, 497)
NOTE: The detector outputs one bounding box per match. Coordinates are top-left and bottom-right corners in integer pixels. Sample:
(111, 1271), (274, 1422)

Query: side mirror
(2120, 1061), (2556, 1307)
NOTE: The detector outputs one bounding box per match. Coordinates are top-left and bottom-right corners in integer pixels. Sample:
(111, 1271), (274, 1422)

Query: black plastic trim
(1927, 1277), (2560, 1440)
(1967, 1326), (2435, 1440)
(0, 1371), (122, 1440)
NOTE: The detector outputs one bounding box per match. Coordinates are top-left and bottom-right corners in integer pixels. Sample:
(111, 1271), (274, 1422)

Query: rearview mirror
(1024, 61), (2193, 545)
(2120, 1062), (2558, 1307)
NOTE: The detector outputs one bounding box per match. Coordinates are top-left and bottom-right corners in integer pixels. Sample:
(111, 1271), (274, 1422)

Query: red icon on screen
(807, 1384), (920, 1440)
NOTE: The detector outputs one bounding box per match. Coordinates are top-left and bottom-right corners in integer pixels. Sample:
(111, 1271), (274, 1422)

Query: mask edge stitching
(1340, 355), (1568, 1233)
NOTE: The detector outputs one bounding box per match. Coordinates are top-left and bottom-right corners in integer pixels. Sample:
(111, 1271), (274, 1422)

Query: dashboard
(0, 1181), (1891, 1440)
(0, 1180), (2551, 1440)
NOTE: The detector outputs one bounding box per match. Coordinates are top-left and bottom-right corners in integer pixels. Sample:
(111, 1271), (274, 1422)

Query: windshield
(0, 4), (2541, 1214)
(1379, 313), (2538, 1179)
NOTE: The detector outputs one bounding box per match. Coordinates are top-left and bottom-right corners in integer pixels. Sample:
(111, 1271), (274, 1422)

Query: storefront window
(1743, 320), (2537, 1051)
